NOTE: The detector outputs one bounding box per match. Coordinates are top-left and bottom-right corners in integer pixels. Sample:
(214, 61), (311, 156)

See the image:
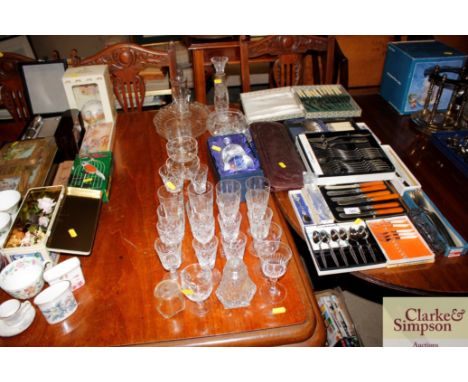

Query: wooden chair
(79, 42), (177, 112)
(239, 35), (342, 93)
(0, 52), (33, 122)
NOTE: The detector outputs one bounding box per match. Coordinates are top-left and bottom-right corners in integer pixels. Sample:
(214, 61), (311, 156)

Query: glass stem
(269, 278), (279, 296)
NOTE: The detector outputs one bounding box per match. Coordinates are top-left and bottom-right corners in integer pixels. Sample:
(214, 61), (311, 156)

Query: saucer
(0, 301), (36, 337)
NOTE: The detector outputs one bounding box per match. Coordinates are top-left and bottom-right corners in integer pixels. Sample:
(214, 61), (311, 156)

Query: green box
(68, 151), (113, 202)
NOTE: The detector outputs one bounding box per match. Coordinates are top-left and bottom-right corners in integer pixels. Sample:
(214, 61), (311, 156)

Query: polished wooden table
(0, 111), (325, 346)
(275, 94), (468, 295)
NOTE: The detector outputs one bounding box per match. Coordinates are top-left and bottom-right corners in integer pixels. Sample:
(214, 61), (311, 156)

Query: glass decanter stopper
(215, 257), (256, 309)
(221, 137), (254, 172)
(211, 56), (229, 114)
(171, 69), (190, 116)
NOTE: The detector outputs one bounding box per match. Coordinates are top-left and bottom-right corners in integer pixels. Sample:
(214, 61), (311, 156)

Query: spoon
(349, 227), (367, 264)
(357, 225), (377, 263)
(338, 228), (359, 265)
(330, 228), (349, 267)
(312, 231), (327, 269)
(320, 230), (339, 268)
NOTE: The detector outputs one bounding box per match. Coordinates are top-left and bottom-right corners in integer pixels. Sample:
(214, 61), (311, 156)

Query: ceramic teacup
(0, 299), (32, 326)
(43, 257), (85, 291)
(0, 190), (21, 215)
(33, 280), (77, 324)
(0, 212), (11, 234)
(0, 258), (52, 300)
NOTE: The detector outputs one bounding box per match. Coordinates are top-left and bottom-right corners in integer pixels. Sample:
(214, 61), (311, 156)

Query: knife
(333, 193), (400, 206)
(331, 190), (391, 203)
(327, 187), (389, 197)
(324, 181), (385, 191)
(338, 207), (404, 219)
(335, 202), (401, 212)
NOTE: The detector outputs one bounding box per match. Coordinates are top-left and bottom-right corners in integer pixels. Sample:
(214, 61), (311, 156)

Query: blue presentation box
(207, 132), (264, 202)
(380, 40), (467, 115)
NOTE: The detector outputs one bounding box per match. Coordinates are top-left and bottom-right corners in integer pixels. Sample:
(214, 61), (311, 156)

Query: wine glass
(258, 242), (292, 304)
(245, 176), (270, 217)
(154, 238), (183, 280)
(180, 263), (213, 316)
(249, 221), (283, 258)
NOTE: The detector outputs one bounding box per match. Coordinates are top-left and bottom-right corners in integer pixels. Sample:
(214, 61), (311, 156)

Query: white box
(62, 65), (117, 129)
(381, 145), (421, 195)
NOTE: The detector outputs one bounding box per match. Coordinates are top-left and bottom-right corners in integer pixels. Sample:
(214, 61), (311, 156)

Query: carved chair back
(79, 42), (177, 112)
(0, 52), (33, 122)
(239, 35), (336, 92)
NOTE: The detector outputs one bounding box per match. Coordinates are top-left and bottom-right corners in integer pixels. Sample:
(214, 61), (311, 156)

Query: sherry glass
(245, 176), (270, 218)
(221, 231), (247, 260)
(154, 238), (183, 280)
(192, 236), (221, 284)
(187, 181), (213, 216)
(248, 207), (273, 241)
(157, 186), (184, 216)
(215, 179), (241, 221)
(158, 163), (184, 193)
(180, 263), (213, 316)
(188, 163), (209, 194)
(249, 221), (283, 257)
(186, 201), (215, 245)
(217, 211), (242, 243)
(258, 242), (292, 304)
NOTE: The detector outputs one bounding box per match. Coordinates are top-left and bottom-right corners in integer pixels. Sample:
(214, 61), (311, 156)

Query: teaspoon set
(310, 224), (384, 270)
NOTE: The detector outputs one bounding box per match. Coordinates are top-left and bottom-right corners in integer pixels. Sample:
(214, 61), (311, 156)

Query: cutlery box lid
(46, 187), (102, 256)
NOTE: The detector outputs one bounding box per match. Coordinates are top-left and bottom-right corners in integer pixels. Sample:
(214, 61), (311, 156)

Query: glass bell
(221, 137), (254, 172)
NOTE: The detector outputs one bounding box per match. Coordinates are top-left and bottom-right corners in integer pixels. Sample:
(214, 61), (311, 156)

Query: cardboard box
(68, 152), (113, 203)
(62, 65), (117, 129)
(380, 40), (467, 115)
(403, 190), (467, 257)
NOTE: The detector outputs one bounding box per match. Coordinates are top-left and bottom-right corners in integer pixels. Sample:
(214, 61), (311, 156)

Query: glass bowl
(166, 136), (198, 163)
(206, 110), (248, 136)
(154, 102), (209, 140)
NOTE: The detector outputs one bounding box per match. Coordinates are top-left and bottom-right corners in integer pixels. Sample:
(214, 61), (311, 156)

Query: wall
(336, 35), (468, 91)
(29, 35), (129, 60)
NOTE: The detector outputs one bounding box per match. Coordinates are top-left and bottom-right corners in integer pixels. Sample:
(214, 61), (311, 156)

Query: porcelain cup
(0, 190), (21, 215)
(33, 280), (77, 324)
(0, 299), (32, 326)
(0, 212), (11, 234)
(0, 258), (52, 300)
(43, 257), (85, 291)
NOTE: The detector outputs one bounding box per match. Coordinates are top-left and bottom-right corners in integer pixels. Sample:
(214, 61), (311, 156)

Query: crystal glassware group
(153, 57), (294, 319)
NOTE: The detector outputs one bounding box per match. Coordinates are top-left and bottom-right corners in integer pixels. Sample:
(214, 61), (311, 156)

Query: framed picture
(0, 139), (44, 167)
(0, 172), (29, 192)
(0, 138), (57, 194)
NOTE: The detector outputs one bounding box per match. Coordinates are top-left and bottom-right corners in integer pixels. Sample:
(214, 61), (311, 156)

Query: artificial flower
(38, 216), (50, 227)
(37, 197), (56, 214)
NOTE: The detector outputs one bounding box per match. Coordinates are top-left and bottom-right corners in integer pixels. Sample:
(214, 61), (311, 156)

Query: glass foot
(259, 282), (287, 305)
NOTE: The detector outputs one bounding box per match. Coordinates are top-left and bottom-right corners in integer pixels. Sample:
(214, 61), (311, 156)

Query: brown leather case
(250, 121), (305, 192)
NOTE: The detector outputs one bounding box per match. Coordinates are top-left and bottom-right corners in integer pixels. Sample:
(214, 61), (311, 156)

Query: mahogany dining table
(275, 94), (468, 296)
(0, 111), (326, 347)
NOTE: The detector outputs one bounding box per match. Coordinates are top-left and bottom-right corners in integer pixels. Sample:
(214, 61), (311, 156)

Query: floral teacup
(34, 280), (78, 324)
(43, 257), (85, 291)
(0, 258), (52, 300)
